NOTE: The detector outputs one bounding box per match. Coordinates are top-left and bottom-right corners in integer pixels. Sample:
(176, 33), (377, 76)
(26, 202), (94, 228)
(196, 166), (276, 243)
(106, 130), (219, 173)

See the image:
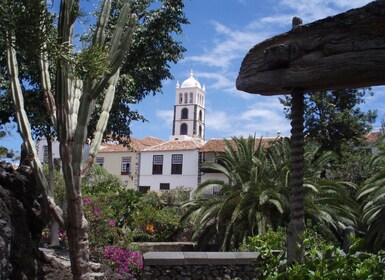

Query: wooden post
(287, 88), (305, 264)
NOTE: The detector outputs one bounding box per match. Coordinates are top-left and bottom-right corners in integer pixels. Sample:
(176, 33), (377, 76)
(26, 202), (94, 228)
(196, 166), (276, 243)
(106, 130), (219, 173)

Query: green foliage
(84, 164), (125, 194)
(158, 186), (192, 206)
(82, 165), (141, 248)
(182, 136), (290, 251)
(182, 136), (359, 251)
(0, 146), (8, 159)
(131, 204), (181, 242)
(239, 227), (287, 252)
(329, 141), (374, 185)
(83, 166), (182, 245)
(280, 88), (377, 154)
(87, 0), (189, 138)
(83, 197), (129, 249)
(130, 192), (182, 242)
(243, 229), (385, 280)
(43, 164), (66, 206)
(358, 139), (385, 251)
(303, 145), (359, 241)
(75, 44), (109, 80)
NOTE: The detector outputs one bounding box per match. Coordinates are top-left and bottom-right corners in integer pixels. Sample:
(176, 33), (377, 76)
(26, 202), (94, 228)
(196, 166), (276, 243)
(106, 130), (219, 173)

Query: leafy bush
(160, 186), (192, 206)
(243, 229), (385, 279)
(83, 197), (130, 249)
(130, 193), (182, 242)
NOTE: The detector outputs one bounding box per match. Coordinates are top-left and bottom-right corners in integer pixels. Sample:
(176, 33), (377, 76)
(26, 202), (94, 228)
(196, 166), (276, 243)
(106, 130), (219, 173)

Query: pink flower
(108, 219), (116, 227)
(93, 207), (100, 216)
(83, 197), (90, 204)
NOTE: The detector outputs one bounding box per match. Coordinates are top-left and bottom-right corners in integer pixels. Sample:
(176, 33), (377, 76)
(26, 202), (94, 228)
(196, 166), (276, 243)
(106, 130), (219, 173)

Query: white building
(138, 139), (204, 192)
(138, 72), (206, 192)
(35, 138), (61, 163)
(96, 137), (164, 189)
(171, 70), (206, 141)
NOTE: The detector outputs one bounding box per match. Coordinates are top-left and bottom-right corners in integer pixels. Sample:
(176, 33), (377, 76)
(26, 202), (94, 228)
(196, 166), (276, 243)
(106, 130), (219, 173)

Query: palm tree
(182, 136), (358, 251)
(357, 139), (385, 251)
(303, 144), (358, 241)
(181, 136), (290, 251)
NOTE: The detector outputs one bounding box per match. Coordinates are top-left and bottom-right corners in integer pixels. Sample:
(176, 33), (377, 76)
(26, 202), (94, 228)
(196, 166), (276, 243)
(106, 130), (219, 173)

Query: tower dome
(181, 70), (201, 89)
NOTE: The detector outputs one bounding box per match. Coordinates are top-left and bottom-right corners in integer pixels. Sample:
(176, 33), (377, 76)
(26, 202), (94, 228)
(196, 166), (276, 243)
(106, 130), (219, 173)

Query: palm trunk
(287, 89), (305, 264)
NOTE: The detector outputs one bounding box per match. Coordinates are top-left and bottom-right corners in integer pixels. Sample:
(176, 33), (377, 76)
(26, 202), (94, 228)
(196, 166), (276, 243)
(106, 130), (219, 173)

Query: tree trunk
(46, 134), (60, 247)
(66, 195), (89, 279)
(287, 89), (305, 264)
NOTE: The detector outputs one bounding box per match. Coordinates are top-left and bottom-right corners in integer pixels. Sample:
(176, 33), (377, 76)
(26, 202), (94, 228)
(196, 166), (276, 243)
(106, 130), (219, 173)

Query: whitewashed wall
(96, 151), (139, 189)
(139, 150), (200, 191)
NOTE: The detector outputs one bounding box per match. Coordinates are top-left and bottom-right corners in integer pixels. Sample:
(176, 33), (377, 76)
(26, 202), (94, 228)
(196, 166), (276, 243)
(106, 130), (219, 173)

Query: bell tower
(171, 70), (205, 141)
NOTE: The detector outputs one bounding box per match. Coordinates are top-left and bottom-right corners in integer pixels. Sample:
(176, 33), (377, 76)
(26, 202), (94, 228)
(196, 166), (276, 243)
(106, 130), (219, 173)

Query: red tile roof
(98, 137), (165, 153)
(200, 137), (277, 153)
(143, 139), (204, 152)
(365, 131), (383, 143)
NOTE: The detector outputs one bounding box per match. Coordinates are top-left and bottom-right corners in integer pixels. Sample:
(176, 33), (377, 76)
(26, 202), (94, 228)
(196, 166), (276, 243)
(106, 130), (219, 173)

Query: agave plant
(357, 139), (385, 251)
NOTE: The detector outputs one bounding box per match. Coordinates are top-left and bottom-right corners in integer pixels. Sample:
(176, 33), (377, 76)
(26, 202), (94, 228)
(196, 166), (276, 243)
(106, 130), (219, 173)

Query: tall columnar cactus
(5, 0), (137, 279)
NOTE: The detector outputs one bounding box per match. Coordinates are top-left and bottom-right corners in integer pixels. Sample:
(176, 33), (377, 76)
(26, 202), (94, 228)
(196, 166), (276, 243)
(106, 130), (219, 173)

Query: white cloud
(185, 21), (267, 70)
(205, 111), (232, 132)
(278, 0), (373, 23)
(205, 97), (291, 139)
(197, 72), (234, 91)
(155, 110), (174, 127)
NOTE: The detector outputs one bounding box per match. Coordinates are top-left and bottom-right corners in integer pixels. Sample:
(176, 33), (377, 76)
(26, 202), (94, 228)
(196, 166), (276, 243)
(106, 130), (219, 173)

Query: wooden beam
(236, 0), (385, 96)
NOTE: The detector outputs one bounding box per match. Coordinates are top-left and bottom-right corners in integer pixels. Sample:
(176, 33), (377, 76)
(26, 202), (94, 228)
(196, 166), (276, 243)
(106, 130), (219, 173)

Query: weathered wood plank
(236, 0), (385, 95)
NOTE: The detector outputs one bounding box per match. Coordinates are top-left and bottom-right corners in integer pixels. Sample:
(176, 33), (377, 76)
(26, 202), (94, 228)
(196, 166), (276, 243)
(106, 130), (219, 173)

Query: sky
(1, 0), (384, 153)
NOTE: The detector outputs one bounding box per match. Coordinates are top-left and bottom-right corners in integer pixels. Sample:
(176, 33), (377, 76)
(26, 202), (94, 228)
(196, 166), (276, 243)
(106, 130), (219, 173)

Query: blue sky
(130, 0), (385, 141)
(2, 0), (384, 153)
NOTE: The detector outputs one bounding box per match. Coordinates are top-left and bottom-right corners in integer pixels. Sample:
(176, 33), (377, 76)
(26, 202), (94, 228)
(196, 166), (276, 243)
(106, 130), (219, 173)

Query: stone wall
(143, 252), (260, 280)
(132, 242), (197, 254)
(0, 161), (49, 279)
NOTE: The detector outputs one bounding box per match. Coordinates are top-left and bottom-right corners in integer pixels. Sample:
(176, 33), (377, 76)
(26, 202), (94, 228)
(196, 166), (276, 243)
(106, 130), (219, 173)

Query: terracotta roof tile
(365, 131), (383, 143)
(98, 137), (165, 153)
(143, 140), (204, 152)
(200, 137), (276, 153)
(98, 143), (130, 153)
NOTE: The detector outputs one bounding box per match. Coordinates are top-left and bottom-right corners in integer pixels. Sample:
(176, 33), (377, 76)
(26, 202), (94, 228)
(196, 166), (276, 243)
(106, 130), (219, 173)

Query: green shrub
(244, 229), (385, 279)
(132, 193), (180, 242)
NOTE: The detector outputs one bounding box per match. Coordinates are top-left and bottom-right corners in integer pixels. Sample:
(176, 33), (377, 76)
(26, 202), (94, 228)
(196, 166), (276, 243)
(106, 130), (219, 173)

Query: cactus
(83, 70), (120, 175)
(6, 0), (138, 278)
(5, 30), (64, 227)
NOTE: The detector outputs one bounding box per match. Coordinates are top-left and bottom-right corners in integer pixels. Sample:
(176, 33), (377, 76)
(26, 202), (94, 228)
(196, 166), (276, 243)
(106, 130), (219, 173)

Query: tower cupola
(171, 71), (206, 141)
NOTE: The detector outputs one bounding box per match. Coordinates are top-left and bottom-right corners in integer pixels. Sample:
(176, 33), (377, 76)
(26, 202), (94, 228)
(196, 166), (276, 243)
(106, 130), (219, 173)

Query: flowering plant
(103, 246), (143, 278)
(83, 197), (127, 248)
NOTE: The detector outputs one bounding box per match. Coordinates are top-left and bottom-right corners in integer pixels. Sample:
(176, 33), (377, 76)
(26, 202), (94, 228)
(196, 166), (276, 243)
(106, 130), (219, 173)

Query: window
(179, 93), (182, 104)
(180, 123), (188, 135)
(121, 157), (131, 175)
(199, 125), (202, 137)
(171, 154), (183, 174)
(189, 92), (193, 103)
(199, 110), (203, 121)
(152, 155), (163, 174)
(95, 157), (104, 167)
(160, 183), (170, 191)
(184, 93), (188, 104)
(139, 186), (150, 193)
(181, 108), (188, 119)
(43, 145), (49, 163)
